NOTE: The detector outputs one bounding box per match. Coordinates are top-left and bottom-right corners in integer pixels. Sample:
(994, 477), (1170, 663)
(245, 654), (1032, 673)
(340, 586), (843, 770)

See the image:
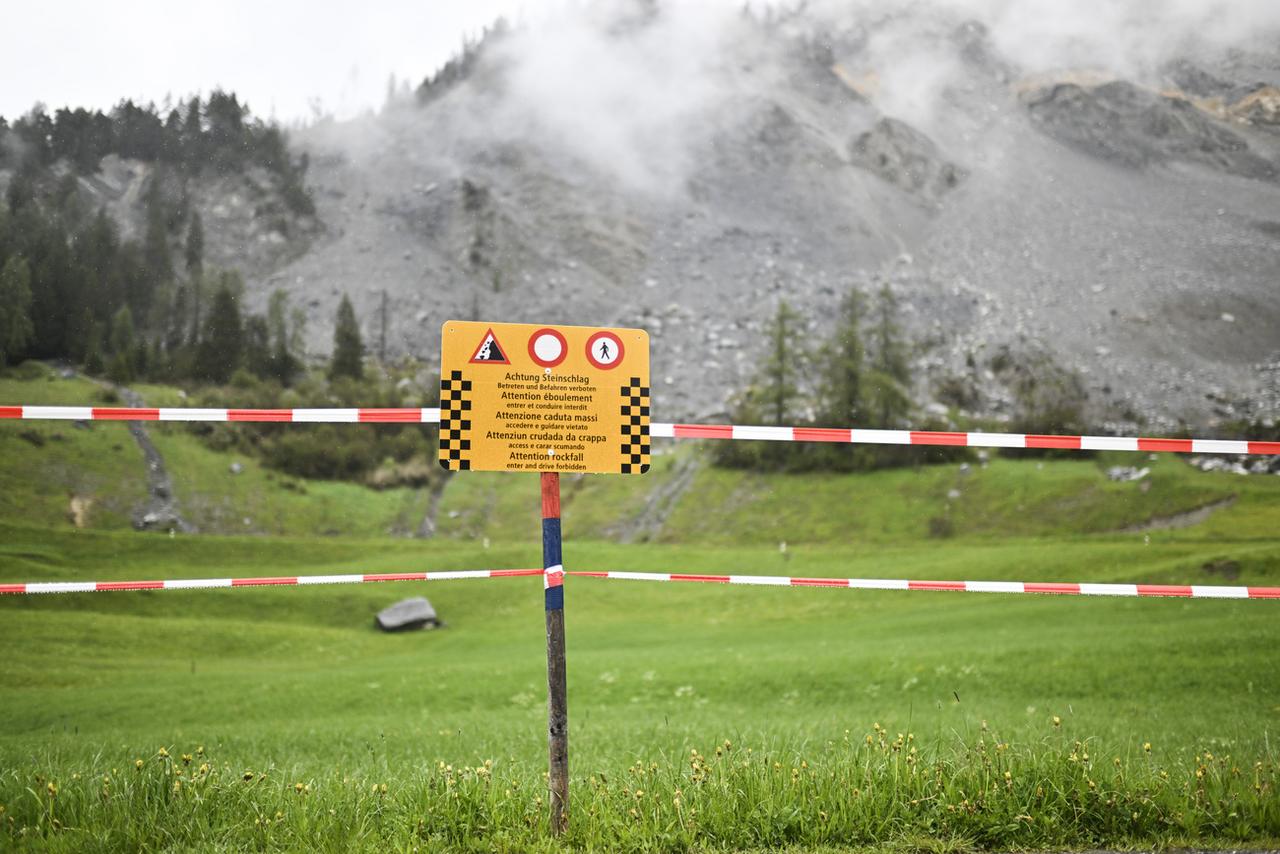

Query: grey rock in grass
(376, 597), (440, 632)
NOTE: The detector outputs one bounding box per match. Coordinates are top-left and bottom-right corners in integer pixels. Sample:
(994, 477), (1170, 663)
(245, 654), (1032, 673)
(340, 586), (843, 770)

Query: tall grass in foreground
(3, 724), (1276, 853)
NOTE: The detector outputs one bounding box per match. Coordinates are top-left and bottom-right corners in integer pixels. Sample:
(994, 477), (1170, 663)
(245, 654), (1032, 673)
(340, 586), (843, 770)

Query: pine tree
(243, 314), (272, 378)
(144, 179), (174, 295)
(83, 323), (105, 375)
(267, 289), (299, 383)
(185, 211), (205, 345)
(185, 210), (203, 276)
(812, 287), (875, 471)
(866, 283), (912, 428)
(761, 300), (807, 427)
(329, 294), (363, 381)
(107, 305), (136, 382)
(0, 256), (35, 367)
(166, 285), (188, 353)
(715, 300), (810, 470)
(817, 288), (866, 426)
(6, 158), (39, 213)
(181, 98), (204, 172)
(196, 285), (243, 384)
(68, 306), (95, 364)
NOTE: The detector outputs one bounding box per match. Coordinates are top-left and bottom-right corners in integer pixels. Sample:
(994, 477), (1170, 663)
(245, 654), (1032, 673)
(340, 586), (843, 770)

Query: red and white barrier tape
(649, 424), (1280, 456)
(0, 406), (441, 423)
(3, 406), (1276, 455)
(0, 568), (544, 595)
(4, 566), (1274, 599)
(568, 571), (1280, 599)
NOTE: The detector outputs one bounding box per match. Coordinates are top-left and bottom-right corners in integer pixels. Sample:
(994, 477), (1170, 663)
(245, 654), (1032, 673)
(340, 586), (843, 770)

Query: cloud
(424, 0), (1280, 192)
(486, 1), (746, 194)
(812, 0), (1280, 128)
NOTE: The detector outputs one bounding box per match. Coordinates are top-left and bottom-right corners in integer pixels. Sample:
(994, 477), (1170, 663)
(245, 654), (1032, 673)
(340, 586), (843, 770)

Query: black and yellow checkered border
(620, 377), (650, 474)
(439, 370), (473, 471)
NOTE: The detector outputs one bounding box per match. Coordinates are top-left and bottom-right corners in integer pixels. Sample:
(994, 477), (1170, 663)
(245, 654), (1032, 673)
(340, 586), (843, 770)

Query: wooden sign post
(541, 472), (568, 834)
(439, 321), (651, 835)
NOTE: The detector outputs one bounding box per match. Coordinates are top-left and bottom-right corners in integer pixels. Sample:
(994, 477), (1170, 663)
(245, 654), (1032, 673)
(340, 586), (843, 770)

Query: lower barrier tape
(568, 571), (1280, 600)
(0, 568), (544, 595)
(5, 567), (1277, 600)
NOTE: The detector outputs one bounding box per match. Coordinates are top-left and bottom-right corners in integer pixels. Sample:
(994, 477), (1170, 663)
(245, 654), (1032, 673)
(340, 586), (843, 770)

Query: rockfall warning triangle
(468, 328), (510, 364)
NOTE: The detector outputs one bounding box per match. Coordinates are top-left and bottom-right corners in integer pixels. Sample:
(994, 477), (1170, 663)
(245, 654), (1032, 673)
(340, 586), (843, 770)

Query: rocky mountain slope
(18, 5), (1280, 431)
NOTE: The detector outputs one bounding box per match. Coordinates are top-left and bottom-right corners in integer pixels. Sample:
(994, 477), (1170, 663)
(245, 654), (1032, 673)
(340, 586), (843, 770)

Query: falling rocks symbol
(469, 329), (510, 364)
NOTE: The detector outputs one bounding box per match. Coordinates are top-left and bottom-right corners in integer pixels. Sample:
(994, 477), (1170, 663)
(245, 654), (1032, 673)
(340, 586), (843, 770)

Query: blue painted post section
(541, 472), (568, 834)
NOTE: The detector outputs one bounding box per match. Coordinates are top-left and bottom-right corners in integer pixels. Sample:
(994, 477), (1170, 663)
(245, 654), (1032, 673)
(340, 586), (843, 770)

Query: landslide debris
(1025, 80), (1278, 181)
(850, 117), (966, 201)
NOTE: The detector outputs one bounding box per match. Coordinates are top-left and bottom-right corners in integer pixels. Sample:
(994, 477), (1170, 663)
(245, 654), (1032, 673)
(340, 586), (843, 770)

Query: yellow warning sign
(439, 321), (651, 474)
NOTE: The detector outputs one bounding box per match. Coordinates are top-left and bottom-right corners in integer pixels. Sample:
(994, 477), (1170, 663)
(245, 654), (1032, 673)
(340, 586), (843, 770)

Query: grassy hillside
(1, 524), (1278, 850)
(1, 370), (1271, 544)
(2, 369), (1279, 850)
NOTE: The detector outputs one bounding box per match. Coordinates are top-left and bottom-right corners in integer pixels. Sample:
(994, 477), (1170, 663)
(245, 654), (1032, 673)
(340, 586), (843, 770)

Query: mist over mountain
(7, 1), (1280, 431)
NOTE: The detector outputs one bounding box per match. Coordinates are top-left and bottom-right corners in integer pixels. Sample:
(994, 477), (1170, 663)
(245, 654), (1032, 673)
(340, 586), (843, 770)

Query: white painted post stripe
(1081, 436), (1140, 452)
(23, 406), (94, 420)
(1192, 439), (1250, 454)
(851, 429), (913, 445)
(158, 408), (228, 422)
(967, 432), (1027, 449)
(732, 425), (795, 441)
(964, 580), (1026, 594)
(162, 578), (233, 589)
(293, 409), (359, 423)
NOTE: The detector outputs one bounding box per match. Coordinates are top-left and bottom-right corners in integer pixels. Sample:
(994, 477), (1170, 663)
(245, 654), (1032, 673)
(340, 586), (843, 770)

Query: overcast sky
(0, 1), (541, 124)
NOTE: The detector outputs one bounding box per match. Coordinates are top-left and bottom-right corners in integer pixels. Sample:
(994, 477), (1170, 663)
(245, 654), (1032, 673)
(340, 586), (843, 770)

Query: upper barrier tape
(0, 406), (442, 423)
(3, 407), (1276, 455)
(568, 570), (1280, 600)
(648, 423), (1280, 456)
(0, 568), (544, 595)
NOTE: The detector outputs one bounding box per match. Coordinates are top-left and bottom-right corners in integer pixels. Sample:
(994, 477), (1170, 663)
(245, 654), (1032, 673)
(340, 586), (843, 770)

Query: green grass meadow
(2, 372), (1279, 851)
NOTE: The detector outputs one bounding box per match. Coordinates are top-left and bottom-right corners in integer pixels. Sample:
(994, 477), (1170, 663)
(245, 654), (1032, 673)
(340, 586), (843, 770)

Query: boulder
(1106, 466), (1150, 482)
(376, 597), (440, 632)
(850, 118), (967, 200)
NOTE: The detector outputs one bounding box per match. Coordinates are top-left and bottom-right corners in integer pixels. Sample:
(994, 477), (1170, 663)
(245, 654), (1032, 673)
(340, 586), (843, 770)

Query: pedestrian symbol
(468, 328), (510, 364)
(585, 331), (624, 370)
